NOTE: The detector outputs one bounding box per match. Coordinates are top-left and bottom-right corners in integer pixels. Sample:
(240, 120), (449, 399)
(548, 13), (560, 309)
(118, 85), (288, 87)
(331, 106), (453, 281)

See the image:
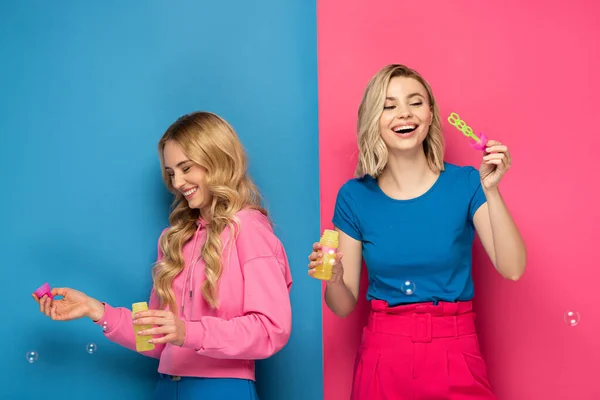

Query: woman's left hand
(133, 309), (186, 346)
(479, 140), (512, 190)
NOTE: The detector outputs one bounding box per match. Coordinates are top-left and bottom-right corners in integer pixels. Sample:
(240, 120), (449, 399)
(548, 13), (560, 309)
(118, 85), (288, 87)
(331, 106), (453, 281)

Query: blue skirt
(153, 374), (259, 400)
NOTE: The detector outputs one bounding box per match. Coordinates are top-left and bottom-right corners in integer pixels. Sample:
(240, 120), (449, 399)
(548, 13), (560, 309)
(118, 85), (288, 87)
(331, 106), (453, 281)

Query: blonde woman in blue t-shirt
(308, 64), (526, 399)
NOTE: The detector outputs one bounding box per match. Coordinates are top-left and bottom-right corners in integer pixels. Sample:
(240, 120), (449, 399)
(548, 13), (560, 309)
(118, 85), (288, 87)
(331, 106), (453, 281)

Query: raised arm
(473, 140), (527, 280)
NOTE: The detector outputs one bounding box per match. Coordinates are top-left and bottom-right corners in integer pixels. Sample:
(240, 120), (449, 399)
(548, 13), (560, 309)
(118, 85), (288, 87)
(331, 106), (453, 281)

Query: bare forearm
(324, 280), (357, 318)
(86, 298), (105, 322)
(485, 188), (527, 280)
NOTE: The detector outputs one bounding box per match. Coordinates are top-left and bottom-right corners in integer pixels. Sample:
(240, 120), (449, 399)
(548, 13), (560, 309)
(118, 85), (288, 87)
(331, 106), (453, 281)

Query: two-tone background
(2, 1), (598, 399)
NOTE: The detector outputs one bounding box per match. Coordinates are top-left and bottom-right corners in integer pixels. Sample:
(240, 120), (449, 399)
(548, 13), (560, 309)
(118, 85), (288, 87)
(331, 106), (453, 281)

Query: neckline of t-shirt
(367, 169), (444, 204)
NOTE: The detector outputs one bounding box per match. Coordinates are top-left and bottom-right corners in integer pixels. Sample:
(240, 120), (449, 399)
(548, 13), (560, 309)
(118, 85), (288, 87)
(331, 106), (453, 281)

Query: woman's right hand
(308, 242), (345, 284)
(32, 287), (105, 322)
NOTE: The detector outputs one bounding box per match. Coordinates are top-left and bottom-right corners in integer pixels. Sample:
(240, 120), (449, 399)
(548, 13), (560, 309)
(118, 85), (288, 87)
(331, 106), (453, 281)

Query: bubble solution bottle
(132, 302), (155, 352)
(312, 229), (339, 281)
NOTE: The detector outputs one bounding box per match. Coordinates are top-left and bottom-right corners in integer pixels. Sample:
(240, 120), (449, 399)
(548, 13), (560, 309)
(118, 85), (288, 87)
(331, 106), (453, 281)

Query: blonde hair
(154, 111), (267, 311)
(355, 64), (445, 177)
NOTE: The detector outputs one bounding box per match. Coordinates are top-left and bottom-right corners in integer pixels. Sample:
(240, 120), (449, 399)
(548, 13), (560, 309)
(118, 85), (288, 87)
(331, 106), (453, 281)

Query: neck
(198, 206), (212, 224)
(377, 146), (439, 199)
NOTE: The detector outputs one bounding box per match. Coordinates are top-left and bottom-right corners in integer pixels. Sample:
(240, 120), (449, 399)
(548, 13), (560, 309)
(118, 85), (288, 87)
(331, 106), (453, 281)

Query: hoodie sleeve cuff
(181, 320), (206, 350)
(93, 303), (123, 334)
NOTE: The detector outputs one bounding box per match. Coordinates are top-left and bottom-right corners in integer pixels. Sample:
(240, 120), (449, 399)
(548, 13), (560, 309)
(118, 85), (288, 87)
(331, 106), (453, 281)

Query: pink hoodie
(94, 209), (293, 381)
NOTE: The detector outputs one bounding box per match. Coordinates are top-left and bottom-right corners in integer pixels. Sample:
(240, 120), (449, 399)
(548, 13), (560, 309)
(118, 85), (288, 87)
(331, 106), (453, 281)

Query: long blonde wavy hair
(154, 111), (267, 311)
(355, 64), (445, 177)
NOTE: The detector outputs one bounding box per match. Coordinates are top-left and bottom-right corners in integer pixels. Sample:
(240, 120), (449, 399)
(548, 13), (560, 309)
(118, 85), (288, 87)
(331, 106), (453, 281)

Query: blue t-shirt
(332, 162), (487, 306)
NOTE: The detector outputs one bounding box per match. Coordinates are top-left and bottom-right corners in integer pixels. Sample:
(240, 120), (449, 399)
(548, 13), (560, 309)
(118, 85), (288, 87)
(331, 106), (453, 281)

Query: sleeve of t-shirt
(468, 167), (487, 224)
(332, 182), (362, 241)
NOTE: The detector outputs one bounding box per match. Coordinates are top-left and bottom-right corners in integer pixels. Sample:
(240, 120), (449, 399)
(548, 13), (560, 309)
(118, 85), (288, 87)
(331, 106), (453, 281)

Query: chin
(185, 199), (199, 209)
(389, 140), (421, 152)
(188, 198), (208, 211)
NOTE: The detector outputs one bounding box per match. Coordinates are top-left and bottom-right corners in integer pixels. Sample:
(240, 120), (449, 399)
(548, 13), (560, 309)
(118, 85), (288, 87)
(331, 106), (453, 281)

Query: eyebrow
(164, 160), (192, 170)
(385, 93), (425, 101)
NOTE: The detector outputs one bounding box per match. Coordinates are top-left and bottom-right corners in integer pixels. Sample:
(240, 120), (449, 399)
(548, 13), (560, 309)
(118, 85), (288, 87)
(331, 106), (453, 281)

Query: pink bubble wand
(34, 282), (54, 299)
(447, 112), (488, 151)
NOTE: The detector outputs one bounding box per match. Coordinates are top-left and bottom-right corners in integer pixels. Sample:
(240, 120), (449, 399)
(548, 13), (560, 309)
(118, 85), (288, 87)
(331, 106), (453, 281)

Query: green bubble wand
(447, 112), (488, 150)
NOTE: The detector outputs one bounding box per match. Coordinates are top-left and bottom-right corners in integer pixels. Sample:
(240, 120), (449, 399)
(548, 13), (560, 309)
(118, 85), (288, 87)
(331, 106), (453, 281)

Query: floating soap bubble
(26, 351), (38, 364)
(564, 311), (580, 327)
(86, 343), (98, 354)
(400, 280), (416, 295)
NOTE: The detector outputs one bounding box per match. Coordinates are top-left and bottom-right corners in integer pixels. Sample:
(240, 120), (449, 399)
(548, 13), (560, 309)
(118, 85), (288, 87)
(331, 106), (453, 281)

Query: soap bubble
(25, 351), (38, 364)
(86, 343), (98, 354)
(400, 280), (416, 295)
(564, 311), (580, 327)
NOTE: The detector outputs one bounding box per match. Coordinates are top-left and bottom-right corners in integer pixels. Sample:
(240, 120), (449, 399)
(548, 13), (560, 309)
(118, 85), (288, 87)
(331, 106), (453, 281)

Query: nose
(395, 104), (412, 119)
(172, 172), (185, 191)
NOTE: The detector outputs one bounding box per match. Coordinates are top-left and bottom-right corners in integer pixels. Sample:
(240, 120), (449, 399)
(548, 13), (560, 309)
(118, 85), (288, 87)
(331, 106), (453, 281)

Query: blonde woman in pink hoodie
(32, 111), (293, 400)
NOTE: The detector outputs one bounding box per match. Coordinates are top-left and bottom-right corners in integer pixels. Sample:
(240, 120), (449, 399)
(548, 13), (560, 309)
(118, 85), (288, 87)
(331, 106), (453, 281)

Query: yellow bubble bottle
(132, 302), (155, 352)
(312, 229), (339, 281)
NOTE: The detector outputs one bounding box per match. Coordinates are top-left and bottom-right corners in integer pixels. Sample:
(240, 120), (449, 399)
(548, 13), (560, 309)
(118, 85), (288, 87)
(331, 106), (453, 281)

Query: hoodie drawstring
(180, 221), (203, 315)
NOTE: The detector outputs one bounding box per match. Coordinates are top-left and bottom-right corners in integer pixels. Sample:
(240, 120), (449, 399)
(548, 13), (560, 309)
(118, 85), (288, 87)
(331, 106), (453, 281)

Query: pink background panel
(317, 0), (600, 399)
